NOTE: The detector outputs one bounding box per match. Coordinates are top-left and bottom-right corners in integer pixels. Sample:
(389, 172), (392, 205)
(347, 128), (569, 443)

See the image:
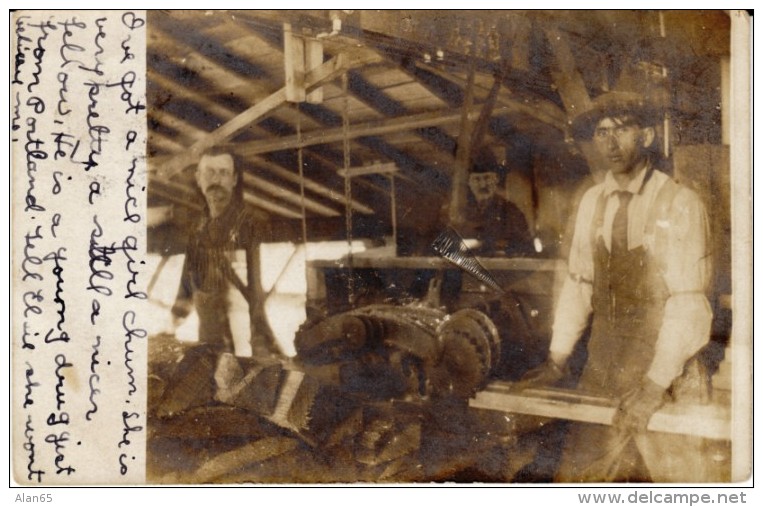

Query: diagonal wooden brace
(158, 48), (382, 181)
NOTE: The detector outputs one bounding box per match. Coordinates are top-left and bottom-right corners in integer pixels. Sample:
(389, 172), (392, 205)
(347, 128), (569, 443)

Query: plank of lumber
(470, 383), (731, 440)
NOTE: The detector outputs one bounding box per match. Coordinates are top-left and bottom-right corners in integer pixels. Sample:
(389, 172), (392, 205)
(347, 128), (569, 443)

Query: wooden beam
(149, 70), (381, 214)
(242, 192), (303, 219)
(304, 48), (383, 90)
(249, 156), (374, 214)
(241, 172), (340, 217)
(149, 132), (186, 154)
(419, 64), (569, 131)
(159, 48), (382, 181)
(471, 383), (730, 441)
(149, 108), (205, 142)
(150, 69), (304, 174)
(545, 26), (592, 117)
(149, 175), (304, 220)
(305, 38), (324, 104)
(450, 33), (478, 229)
(308, 255), (563, 272)
(238, 106), (485, 156)
(284, 23), (307, 103)
(149, 181), (203, 212)
(148, 69), (240, 123)
(303, 147), (408, 197)
(337, 162), (398, 178)
(150, 24), (273, 97)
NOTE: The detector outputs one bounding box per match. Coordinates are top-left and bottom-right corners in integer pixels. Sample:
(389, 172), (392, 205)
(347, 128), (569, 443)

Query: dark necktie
(611, 191), (633, 254)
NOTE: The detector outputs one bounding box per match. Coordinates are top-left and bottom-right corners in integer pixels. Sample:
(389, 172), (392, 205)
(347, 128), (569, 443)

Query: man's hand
(613, 377), (666, 434)
(168, 299), (193, 335)
(512, 353), (568, 391)
(163, 313), (186, 336)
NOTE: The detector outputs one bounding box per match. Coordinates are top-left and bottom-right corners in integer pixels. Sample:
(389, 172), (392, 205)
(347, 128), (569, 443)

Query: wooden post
(284, 23), (306, 103)
(545, 26), (592, 116)
(448, 26), (478, 230)
(305, 38), (324, 104)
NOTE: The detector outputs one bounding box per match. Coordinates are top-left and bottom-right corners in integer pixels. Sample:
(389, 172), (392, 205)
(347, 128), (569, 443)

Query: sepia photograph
(141, 9), (747, 484)
(10, 8), (752, 489)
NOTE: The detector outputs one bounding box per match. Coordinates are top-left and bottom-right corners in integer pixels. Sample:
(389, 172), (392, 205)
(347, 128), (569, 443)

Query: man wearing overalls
(521, 92), (713, 481)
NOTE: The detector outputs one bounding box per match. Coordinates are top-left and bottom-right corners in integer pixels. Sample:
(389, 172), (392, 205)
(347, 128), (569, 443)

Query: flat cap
(570, 91), (660, 140)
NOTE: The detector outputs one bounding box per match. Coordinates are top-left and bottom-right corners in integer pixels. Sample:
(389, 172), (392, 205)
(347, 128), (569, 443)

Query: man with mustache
(171, 146), (280, 358)
(517, 92), (713, 481)
(462, 148), (534, 257)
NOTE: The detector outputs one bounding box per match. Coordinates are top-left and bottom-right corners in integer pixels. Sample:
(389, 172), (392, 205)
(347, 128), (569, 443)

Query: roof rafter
(241, 173), (341, 217)
(405, 60), (568, 132)
(249, 156), (374, 215)
(148, 70), (382, 216)
(147, 101), (340, 219)
(238, 106), (485, 156)
(158, 47), (383, 180)
(150, 24), (273, 97)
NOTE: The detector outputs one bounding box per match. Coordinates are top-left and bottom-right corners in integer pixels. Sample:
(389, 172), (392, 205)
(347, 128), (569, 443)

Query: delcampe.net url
(578, 491), (748, 505)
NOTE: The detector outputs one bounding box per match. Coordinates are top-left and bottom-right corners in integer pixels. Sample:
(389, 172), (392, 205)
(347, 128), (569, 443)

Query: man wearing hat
(461, 148), (534, 257)
(517, 92), (713, 481)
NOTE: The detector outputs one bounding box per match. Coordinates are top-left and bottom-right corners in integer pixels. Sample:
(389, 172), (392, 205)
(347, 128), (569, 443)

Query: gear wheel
(435, 309), (501, 396)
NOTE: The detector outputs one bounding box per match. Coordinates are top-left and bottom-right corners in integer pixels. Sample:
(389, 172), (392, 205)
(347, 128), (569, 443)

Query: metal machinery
(149, 302), (527, 482)
(145, 10), (737, 483)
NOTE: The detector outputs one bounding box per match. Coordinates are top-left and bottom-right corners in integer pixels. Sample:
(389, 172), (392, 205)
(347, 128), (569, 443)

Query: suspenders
(588, 173), (681, 263)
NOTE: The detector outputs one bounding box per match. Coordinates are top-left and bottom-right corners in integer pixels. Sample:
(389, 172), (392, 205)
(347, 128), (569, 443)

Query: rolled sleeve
(647, 188), (713, 388)
(549, 188), (599, 359)
(550, 277), (593, 358)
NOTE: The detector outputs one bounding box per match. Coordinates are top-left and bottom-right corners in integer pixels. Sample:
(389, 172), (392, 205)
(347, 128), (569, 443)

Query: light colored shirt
(550, 164), (713, 388)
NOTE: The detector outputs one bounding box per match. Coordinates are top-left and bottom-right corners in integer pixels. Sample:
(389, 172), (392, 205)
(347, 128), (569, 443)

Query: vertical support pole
(284, 23), (306, 103)
(389, 174), (397, 250)
(449, 22), (478, 230)
(545, 26), (593, 117)
(305, 38), (324, 104)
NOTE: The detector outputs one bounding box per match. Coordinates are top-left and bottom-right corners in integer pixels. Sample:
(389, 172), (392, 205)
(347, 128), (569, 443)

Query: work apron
(556, 179), (713, 482)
